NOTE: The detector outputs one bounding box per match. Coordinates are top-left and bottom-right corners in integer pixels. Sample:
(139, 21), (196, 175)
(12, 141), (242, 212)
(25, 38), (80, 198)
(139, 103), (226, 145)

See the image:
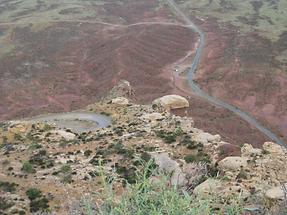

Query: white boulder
(152, 95), (189, 111)
(152, 153), (186, 187)
(218, 156), (248, 171)
(193, 179), (223, 197)
(191, 129), (220, 145)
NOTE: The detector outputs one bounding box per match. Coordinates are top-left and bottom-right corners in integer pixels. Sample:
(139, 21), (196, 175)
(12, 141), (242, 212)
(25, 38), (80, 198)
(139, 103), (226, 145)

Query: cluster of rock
(0, 92), (286, 214)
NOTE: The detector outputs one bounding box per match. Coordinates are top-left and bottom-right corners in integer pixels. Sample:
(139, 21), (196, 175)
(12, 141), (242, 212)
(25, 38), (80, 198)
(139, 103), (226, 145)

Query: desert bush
(0, 181), (17, 193)
(60, 164), (72, 174)
(0, 197), (14, 211)
(21, 161), (36, 174)
(28, 143), (42, 150)
(26, 188), (49, 212)
(26, 188), (42, 200)
(156, 130), (178, 144)
(184, 152), (211, 164)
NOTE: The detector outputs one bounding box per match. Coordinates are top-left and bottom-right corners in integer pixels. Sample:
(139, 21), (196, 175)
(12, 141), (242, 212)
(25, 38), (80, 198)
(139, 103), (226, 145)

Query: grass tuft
(84, 161), (243, 215)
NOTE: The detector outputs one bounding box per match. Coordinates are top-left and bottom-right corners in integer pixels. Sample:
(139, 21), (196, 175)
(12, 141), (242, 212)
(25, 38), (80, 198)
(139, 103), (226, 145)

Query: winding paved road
(165, 0), (286, 147)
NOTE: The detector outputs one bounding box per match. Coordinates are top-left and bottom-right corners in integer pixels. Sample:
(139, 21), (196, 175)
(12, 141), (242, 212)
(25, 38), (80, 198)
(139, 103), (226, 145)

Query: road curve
(165, 0), (286, 147)
(24, 112), (112, 133)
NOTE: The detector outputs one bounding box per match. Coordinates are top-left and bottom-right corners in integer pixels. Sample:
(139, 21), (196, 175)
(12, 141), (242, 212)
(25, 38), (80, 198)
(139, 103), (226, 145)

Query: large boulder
(152, 153), (187, 187)
(152, 95), (189, 111)
(193, 179), (223, 197)
(218, 156), (248, 171)
(191, 129), (221, 145)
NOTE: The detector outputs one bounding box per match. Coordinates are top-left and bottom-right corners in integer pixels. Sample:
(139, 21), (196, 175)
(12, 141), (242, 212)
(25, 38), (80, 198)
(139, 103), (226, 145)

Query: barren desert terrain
(0, 0), (286, 146)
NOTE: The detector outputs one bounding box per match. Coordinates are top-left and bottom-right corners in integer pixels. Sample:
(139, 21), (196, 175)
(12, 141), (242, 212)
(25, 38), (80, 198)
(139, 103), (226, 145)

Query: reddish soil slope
(0, 22), (196, 120)
(1, 0), (285, 146)
(191, 17), (287, 143)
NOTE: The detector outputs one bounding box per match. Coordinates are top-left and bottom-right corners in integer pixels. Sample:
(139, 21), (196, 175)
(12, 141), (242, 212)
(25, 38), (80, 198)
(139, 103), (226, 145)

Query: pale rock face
(193, 179), (223, 197)
(241, 144), (262, 157)
(218, 156), (248, 171)
(152, 95), (189, 111)
(263, 142), (286, 156)
(265, 184), (287, 200)
(49, 130), (76, 141)
(111, 97), (129, 105)
(106, 80), (134, 100)
(191, 129), (220, 145)
(141, 113), (164, 122)
(152, 153), (187, 187)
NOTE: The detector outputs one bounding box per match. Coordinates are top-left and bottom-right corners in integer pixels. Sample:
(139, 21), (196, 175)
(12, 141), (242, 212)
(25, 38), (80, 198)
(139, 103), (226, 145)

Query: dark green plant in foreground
(84, 161), (243, 215)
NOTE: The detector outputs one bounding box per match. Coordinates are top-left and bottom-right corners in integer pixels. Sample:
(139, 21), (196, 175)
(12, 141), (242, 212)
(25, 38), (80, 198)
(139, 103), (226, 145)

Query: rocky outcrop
(0, 95), (286, 214)
(48, 130), (76, 141)
(105, 80), (135, 100)
(193, 179), (223, 197)
(152, 95), (189, 111)
(152, 153), (186, 187)
(218, 156), (248, 171)
(191, 128), (221, 145)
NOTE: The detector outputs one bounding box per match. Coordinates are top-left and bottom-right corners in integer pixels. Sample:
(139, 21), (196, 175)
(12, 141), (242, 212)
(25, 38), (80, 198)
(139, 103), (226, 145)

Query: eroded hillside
(0, 95), (286, 214)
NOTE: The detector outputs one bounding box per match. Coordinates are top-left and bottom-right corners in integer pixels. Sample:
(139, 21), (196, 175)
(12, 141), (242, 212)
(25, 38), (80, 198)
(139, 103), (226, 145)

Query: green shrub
(29, 197), (49, 212)
(61, 164), (71, 174)
(156, 128), (184, 144)
(184, 154), (195, 163)
(28, 143), (42, 150)
(115, 165), (137, 185)
(112, 142), (134, 158)
(0, 181), (17, 193)
(26, 188), (49, 212)
(42, 124), (52, 132)
(59, 164), (73, 183)
(163, 133), (177, 143)
(26, 188), (42, 200)
(0, 197), (14, 211)
(21, 161), (36, 174)
(184, 153), (211, 164)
